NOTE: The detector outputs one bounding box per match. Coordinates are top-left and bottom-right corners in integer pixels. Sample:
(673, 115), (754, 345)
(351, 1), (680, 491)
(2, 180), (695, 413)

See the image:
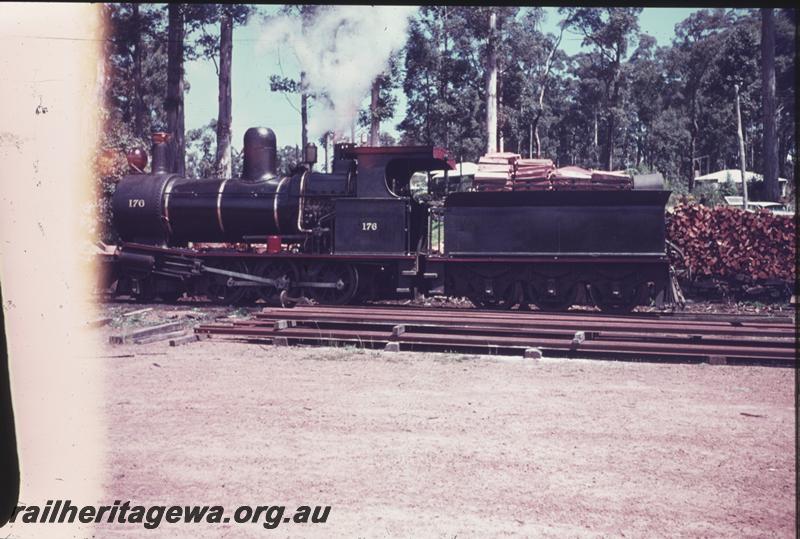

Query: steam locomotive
(102, 127), (677, 312)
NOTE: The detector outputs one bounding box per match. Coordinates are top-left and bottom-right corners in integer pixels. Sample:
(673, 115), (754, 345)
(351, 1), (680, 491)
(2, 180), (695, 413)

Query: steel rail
(194, 324), (794, 363)
(259, 305), (795, 328)
(195, 304), (796, 366)
(225, 318), (796, 349)
(251, 310), (793, 338)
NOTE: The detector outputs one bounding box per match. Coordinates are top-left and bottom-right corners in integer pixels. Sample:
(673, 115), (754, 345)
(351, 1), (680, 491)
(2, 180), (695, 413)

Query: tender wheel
(254, 260), (299, 306)
(205, 261), (251, 305)
(303, 263), (358, 305)
(526, 277), (577, 311)
(469, 281), (522, 310)
(459, 267), (524, 310)
(589, 280), (643, 314)
(157, 290), (182, 303)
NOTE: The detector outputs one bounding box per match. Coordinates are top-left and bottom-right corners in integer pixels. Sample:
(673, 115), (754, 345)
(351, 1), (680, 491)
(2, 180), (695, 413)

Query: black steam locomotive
(103, 127), (677, 312)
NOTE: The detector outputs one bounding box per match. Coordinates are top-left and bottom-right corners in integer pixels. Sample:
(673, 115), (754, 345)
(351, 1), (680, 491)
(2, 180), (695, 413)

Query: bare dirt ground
(97, 302), (796, 538)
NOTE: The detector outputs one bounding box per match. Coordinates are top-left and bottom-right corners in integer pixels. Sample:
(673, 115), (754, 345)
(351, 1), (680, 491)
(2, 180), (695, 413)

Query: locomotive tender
(105, 127), (675, 312)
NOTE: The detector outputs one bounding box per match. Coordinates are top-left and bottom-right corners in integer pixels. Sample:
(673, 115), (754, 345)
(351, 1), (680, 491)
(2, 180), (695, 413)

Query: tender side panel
(443, 190), (670, 256)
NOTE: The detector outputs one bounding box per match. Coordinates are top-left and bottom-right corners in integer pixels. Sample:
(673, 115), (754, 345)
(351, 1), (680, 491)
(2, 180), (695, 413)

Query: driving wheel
(253, 260), (299, 306)
(303, 263), (358, 305)
(205, 261), (251, 305)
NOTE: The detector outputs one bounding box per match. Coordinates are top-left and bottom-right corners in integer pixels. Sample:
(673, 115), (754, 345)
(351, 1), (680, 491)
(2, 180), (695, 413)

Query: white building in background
(694, 169), (789, 198)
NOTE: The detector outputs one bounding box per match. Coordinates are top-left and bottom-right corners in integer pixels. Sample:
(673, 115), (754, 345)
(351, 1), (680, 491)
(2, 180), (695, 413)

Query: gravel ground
(95, 303), (795, 538)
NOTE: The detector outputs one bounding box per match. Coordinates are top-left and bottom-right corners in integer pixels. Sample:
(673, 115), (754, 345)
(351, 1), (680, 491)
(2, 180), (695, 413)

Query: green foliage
(186, 119), (217, 178)
(399, 6), (489, 160)
(397, 6), (793, 188)
(93, 110), (149, 243)
(185, 4), (253, 65)
(186, 119), (243, 178)
(97, 3), (170, 242)
(269, 75), (301, 94)
(97, 5), (796, 246)
(276, 145), (302, 177)
(692, 182), (736, 207)
(103, 3), (168, 137)
(357, 54), (401, 130)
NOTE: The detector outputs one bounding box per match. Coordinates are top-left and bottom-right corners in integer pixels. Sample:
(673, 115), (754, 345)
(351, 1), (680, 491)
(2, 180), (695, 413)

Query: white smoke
(258, 6), (416, 141)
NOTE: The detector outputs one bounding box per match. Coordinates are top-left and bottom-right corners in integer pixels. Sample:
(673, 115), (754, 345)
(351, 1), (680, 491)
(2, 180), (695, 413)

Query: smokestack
(151, 132), (170, 174)
(242, 127), (277, 181)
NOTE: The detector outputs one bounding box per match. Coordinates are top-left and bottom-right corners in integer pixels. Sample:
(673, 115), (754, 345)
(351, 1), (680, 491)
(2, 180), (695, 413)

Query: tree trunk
(132, 3), (145, 139)
(300, 71), (308, 149)
(603, 72), (620, 171)
(602, 121), (614, 171)
(323, 132), (329, 173)
(530, 115), (542, 159)
(636, 129), (642, 168)
(688, 96), (698, 191)
(593, 110), (598, 165)
(531, 28), (563, 161)
(369, 77), (380, 146)
(761, 8), (779, 201)
(735, 84), (749, 209)
(166, 4), (185, 175)
(498, 72), (504, 152)
(527, 123), (532, 158)
(214, 10), (233, 178)
(485, 10), (497, 154)
(777, 111), (787, 179)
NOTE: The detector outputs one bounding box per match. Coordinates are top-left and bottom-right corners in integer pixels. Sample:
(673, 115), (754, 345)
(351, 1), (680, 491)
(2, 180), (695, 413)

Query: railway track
(195, 305), (797, 367)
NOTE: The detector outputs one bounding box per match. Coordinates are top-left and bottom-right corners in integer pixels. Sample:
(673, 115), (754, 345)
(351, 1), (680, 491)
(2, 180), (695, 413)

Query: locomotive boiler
(113, 128), (354, 246)
(106, 126), (677, 312)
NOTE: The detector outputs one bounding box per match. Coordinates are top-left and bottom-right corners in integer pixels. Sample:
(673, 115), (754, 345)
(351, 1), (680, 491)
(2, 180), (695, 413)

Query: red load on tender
(551, 166), (593, 180)
(478, 152), (521, 164)
(590, 170), (632, 190)
(471, 154), (631, 192)
(550, 166), (590, 190)
(511, 158), (554, 191)
(514, 159), (554, 178)
(475, 153), (519, 190)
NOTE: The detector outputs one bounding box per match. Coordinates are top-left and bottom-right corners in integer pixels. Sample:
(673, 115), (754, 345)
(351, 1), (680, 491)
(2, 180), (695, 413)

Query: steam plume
(258, 6), (416, 141)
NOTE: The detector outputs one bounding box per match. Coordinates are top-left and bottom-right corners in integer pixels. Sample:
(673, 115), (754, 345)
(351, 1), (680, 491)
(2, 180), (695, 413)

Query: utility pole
(734, 83), (749, 210)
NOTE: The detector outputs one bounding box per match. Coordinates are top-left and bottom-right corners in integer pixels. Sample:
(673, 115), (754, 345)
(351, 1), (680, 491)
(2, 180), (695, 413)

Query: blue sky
(184, 7), (700, 152)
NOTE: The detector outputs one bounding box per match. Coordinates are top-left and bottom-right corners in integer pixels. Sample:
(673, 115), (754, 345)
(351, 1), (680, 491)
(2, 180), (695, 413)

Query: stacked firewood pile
(474, 153), (632, 191)
(666, 203), (796, 285)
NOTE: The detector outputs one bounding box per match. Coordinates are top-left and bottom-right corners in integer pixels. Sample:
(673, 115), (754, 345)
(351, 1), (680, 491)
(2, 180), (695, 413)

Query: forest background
(97, 5), (796, 239)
